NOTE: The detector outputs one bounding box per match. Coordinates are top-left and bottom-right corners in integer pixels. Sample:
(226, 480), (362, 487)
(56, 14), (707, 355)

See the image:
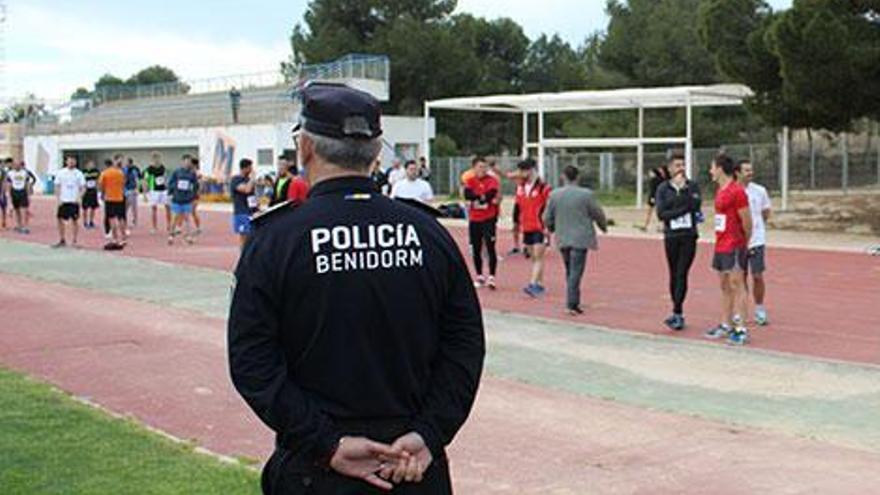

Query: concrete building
(23, 55), (434, 186)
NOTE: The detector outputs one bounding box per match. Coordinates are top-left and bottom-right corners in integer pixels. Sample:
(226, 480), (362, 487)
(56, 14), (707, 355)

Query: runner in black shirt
(81, 159), (101, 229)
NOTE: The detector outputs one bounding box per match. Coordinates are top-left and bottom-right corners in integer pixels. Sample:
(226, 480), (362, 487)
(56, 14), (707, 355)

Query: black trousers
(664, 234), (697, 315)
(468, 219), (497, 276)
(262, 420), (452, 495)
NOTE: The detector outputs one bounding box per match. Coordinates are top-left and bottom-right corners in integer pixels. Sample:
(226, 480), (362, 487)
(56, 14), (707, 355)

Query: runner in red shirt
(463, 156), (500, 289)
(515, 159), (551, 297)
(706, 153), (753, 346)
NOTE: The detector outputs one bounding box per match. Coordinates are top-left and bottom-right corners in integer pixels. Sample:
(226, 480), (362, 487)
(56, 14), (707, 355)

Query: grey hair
(301, 126), (382, 171)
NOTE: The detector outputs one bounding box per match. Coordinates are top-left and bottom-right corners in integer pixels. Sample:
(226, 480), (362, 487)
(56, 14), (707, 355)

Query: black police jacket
(228, 175), (485, 463)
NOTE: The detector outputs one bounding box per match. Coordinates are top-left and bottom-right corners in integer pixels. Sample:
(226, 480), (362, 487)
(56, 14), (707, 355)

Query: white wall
(23, 115), (434, 182)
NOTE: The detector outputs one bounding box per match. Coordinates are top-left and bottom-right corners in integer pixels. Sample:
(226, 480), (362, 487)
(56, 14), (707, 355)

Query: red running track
(3, 198), (879, 365)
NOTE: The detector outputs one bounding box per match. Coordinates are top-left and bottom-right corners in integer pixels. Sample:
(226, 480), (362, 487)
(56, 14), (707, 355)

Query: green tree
(286, 0), (457, 66)
(126, 65), (181, 86)
(600, 0), (720, 86)
(521, 34), (586, 93)
(768, 0), (880, 130)
(70, 87), (91, 100)
(702, 0), (880, 131)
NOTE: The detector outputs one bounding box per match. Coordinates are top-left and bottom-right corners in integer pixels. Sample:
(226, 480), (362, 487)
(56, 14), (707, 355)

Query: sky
(4, 0), (793, 102)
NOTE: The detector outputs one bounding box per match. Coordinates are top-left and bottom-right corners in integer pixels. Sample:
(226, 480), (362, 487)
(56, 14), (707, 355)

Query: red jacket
(515, 179), (551, 233)
(464, 174), (500, 222)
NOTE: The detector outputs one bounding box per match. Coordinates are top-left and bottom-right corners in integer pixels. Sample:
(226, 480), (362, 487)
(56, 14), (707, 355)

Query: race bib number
(86, 180), (97, 188)
(670, 214), (693, 230)
(155, 176), (166, 186)
(11, 176), (25, 190)
(246, 195), (258, 208)
(714, 214), (727, 233)
(176, 179), (191, 191)
(472, 201), (488, 210)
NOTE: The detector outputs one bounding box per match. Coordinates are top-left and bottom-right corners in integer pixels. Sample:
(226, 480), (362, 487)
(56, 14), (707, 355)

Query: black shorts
(57, 203), (80, 221)
(105, 201), (126, 220)
(712, 248), (747, 273)
(11, 190), (29, 209)
(468, 219), (497, 245)
(523, 231), (545, 246)
(746, 245), (766, 275)
(82, 190), (99, 209)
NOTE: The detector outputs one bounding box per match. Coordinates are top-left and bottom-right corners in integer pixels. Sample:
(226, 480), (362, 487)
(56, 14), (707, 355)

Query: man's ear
(298, 134), (314, 166)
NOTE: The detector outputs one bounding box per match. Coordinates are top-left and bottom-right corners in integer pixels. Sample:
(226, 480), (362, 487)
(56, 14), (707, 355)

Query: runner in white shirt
(391, 160), (434, 204)
(385, 159), (406, 192)
(738, 160), (772, 325)
(53, 155), (86, 248)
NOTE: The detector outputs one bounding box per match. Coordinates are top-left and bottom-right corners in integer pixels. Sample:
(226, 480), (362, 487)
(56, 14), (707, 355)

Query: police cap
(293, 82), (383, 140)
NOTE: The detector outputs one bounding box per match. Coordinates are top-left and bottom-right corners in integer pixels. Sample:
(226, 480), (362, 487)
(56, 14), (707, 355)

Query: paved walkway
(2, 240), (880, 493)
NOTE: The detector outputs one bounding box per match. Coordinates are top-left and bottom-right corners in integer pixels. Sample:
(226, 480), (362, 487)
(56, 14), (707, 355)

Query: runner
(369, 158), (389, 194)
(101, 159), (117, 240)
(286, 160), (310, 206)
(190, 158), (203, 235)
(738, 159), (772, 326)
(705, 154), (752, 345)
(516, 158), (552, 297)
(167, 154), (200, 245)
(52, 155), (86, 248)
(463, 156), (500, 289)
(123, 157), (142, 231)
(143, 152), (171, 234)
(655, 152), (702, 330)
(386, 158), (406, 190)
(7, 159), (36, 234)
(0, 158), (9, 230)
(391, 160), (434, 204)
(98, 156), (127, 250)
(269, 155), (293, 206)
(640, 163), (670, 231)
(81, 159), (100, 229)
(229, 158), (258, 249)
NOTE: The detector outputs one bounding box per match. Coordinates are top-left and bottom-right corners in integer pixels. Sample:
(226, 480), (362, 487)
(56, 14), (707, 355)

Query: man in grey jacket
(544, 166), (608, 315)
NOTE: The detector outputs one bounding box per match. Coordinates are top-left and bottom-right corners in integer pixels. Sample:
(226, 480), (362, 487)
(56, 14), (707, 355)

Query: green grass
(0, 367), (260, 495)
(594, 189), (638, 207)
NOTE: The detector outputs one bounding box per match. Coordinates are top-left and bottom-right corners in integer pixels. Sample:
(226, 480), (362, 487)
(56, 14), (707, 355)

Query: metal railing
(427, 141), (880, 198)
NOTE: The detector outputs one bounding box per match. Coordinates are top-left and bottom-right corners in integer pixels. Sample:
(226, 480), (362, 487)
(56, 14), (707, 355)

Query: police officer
(228, 83), (485, 495)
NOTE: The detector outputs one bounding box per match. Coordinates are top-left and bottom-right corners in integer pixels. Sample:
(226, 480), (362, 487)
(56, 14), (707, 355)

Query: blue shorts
(170, 202), (193, 215)
(232, 214), (251, 235)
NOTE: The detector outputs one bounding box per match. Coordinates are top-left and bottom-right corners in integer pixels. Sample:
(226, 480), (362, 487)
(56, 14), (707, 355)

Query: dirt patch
(771, 191), (880, 236)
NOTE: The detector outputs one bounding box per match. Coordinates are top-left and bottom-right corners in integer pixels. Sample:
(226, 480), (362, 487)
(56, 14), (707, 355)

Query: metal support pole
(537, 111), (545, 178)
(842, 133), (849, 194)
(780, 127), (790, 211)
(636, 106), (644, 208)
(685, 99), (693, 179)
(422, 103), (431, 165)
(522, 112), (529, 159)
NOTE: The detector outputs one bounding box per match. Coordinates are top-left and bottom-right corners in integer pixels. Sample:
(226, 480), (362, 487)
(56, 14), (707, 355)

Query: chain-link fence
(428, 137), (880, 201)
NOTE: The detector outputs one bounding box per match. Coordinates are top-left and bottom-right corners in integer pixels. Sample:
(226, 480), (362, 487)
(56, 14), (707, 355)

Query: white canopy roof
(426, 84), (753, 113)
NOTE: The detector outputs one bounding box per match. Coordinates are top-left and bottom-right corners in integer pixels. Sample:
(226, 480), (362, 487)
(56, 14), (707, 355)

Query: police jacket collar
(308, 175), (373, 198)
